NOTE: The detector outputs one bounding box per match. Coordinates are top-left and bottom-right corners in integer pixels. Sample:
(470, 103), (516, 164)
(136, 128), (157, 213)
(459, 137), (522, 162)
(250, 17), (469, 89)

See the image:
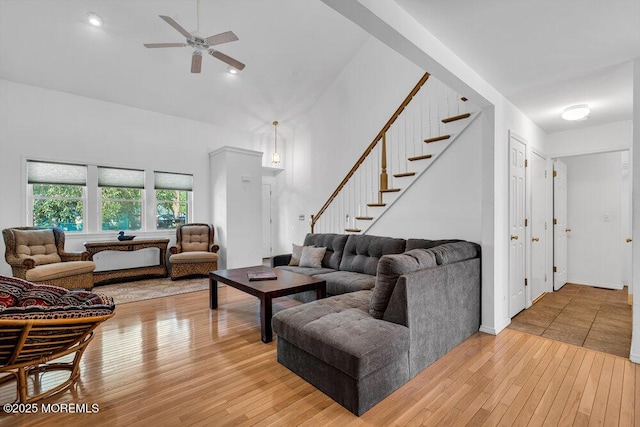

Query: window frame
(25, 160), (194, 234)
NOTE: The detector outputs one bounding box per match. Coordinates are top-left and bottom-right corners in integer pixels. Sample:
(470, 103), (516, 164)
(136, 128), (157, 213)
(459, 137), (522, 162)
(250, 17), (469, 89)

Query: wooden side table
(84, 239), (169, 284)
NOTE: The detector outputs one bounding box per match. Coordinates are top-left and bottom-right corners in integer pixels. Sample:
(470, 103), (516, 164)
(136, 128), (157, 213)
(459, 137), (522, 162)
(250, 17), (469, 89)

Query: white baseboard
(566, 280), (623, 290)
(480, 318), (510, 336)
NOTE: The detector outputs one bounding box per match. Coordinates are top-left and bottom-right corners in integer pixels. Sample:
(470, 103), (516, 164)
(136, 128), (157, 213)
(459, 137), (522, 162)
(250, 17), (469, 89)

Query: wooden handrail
(311, 72), (430, 232)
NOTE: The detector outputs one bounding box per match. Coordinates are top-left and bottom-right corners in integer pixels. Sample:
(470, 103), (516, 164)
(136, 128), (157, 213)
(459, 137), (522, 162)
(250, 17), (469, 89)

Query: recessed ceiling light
(561, 104), (590, 121)
(86, 12), (103, 27)
(228, 67), (238, 74)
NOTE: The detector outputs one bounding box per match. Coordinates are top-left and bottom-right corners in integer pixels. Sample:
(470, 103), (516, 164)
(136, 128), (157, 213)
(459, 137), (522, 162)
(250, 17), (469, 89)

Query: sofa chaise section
(272, 242), (481, 415)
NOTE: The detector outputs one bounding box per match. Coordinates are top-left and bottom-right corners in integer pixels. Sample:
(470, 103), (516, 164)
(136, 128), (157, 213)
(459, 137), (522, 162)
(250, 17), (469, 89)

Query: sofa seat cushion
(276, 266), (336, 276)
(313, 271), (376, 295)
(24, 261), (95, 282)
(273, 291), (409, 379)
(169, 251), (219, 264)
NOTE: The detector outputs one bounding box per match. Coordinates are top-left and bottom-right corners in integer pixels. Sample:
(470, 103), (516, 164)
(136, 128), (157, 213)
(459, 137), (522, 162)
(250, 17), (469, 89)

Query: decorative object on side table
(117, 231), (135, 241)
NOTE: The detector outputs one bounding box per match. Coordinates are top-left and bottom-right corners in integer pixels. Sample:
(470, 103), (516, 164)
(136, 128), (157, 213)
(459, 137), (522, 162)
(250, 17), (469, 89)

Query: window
(28, 161), (87, 232)
(99, 167), (144, 231)
(27, 160), (194, 233)
(155, 171), (193, 230)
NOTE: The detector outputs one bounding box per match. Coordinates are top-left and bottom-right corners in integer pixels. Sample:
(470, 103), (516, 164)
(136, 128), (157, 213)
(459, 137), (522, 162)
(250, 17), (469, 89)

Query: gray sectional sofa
(271, 233), (481, 415)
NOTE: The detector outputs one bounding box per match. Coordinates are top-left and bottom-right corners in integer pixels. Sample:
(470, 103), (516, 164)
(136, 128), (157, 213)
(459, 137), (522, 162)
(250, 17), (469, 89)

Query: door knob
(627, 238), (633, 243)
(532, 237), (539, 242)
(565, 228), (571, 233)
(510, 235), (519, 240)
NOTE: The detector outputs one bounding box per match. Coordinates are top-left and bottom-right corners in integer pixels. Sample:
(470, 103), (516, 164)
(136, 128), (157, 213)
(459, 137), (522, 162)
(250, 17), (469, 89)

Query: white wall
(271, 36), (423, 253)
(321, 0), (548, 334)
(368, 114), (483, 241)
(547, 121), (632, 157)
(209, 147), (263, 269)
(564, 152), (624, 289)
(0, 79), (256, 275)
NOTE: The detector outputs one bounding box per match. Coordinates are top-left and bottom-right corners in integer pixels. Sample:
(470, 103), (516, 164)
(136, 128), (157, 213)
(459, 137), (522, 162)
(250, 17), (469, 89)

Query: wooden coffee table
(209, 266), (326, 343)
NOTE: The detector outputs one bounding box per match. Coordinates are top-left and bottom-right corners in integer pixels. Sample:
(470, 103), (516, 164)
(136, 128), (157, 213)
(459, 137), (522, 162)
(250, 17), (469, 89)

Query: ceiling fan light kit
(86, 12), (103, 27)
(143, 13), (245, 74)
(561, 104), (590, 121)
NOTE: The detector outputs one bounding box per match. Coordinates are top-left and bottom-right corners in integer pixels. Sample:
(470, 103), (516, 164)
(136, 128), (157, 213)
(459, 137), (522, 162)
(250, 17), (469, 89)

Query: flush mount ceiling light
(228, 66), (238, 74)
(561, 104), (590, 121)
(86, 12), (103, 27)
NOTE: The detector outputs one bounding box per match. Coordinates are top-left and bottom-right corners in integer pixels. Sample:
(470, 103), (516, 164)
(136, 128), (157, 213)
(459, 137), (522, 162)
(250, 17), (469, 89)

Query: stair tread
(380, 188), (401, 193)
(367, 203), (386, 207)
(393, 172), (416, 178)
(441, 112), (471, 123)
(408, 154), (433, 161)
(345, 228), (361, 233)
(424, 135), (450, 143)
(355, 216), (374, 220)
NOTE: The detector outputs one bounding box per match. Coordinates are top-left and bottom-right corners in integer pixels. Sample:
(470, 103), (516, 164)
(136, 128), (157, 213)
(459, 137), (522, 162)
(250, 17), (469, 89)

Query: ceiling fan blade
(205, 31), (239, 46)
(159, 15), (193, 39)
(209, 50), (246, 70)
(191, 53), (202, 73)
(144, 43), (188, 48)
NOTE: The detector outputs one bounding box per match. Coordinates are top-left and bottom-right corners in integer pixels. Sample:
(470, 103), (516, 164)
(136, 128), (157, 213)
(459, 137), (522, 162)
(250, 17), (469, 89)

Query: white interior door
(509, 134), (526, 317)
(261, 184), (272, 258)
(554, 159), (568, 290)
(530, 151), (547, 302)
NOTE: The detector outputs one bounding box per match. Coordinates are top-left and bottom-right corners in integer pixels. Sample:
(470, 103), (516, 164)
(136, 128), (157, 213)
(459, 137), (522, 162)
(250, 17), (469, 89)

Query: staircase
(311, 72), (480, 234)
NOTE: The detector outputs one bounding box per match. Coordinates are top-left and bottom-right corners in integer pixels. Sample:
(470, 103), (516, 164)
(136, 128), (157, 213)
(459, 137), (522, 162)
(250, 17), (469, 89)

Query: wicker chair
(169, 223), (219, 280)
(0, 275), (115, 403)
(3, 227), (95, 290)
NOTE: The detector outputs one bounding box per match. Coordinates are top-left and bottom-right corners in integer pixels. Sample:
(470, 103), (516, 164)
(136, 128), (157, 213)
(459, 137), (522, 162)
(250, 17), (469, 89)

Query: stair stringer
(359, 111), (481, 235)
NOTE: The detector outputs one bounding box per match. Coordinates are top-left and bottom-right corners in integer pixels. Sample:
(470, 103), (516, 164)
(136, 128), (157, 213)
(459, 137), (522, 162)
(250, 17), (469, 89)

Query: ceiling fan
(144, 14), (245, 74)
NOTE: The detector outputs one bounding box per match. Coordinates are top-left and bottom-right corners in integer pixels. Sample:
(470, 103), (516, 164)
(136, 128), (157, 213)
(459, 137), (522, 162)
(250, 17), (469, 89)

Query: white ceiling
(395, 0), (640, 133)
(0, 1), (637, 136)
(0, 0), (369, 133)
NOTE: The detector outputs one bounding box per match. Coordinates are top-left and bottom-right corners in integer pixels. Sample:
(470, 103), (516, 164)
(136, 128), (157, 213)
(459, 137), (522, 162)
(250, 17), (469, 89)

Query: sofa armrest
(59, 251), (90, 262)
(5, 256), (35, 270)
(383, 258), (480, 377)
(271, 253), (292, 267)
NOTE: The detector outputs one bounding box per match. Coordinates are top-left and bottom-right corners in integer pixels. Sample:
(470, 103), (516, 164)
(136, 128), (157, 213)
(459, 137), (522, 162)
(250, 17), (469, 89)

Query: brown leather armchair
(2, 227), (95, 290)
(169, 223), (219, 280)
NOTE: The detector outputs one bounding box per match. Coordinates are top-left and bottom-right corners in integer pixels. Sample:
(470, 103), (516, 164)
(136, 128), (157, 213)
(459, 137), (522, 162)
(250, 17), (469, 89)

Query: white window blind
(27, 161), (87, 185)
(98, 167), (144, 188)
(154, 171), (193, 191)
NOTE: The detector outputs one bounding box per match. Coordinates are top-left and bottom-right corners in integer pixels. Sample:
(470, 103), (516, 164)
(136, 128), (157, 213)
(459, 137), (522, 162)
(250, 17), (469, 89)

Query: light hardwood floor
(1, 285), (637, 426)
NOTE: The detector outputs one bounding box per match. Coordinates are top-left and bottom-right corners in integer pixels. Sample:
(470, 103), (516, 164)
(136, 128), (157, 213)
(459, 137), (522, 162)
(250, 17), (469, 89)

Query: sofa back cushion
(179, 225), (211, 252)
(302, 233), (348, 269)
(405, 238), (462, 251)
(428, 242), (479, 265)
(339, 235), (406, 276)
(14, 229), (61, 266)
(369, 249), (437, 319)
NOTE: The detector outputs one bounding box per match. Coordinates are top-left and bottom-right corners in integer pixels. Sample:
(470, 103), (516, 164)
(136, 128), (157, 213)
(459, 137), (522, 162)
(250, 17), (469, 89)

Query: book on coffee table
(247, 270), (278, 281)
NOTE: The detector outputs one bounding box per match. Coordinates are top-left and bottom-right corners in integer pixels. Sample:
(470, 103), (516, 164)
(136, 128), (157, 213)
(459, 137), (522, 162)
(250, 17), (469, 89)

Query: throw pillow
(299, 246), (326, 269)
(289, 244), (304, 266)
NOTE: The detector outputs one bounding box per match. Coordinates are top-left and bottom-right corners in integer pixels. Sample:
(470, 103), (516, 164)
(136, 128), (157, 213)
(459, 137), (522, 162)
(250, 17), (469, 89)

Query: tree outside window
(156, 190), (188, 229)
(32, 184), (84, 231)
(28, 161), (87, 232)
(101, 188), (142, 231)
(99, 167), (144, 231)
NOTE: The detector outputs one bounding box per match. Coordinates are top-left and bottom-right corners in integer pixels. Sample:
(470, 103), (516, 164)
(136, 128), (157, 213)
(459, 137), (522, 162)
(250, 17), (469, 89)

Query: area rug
(93, 277), (209, 305)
